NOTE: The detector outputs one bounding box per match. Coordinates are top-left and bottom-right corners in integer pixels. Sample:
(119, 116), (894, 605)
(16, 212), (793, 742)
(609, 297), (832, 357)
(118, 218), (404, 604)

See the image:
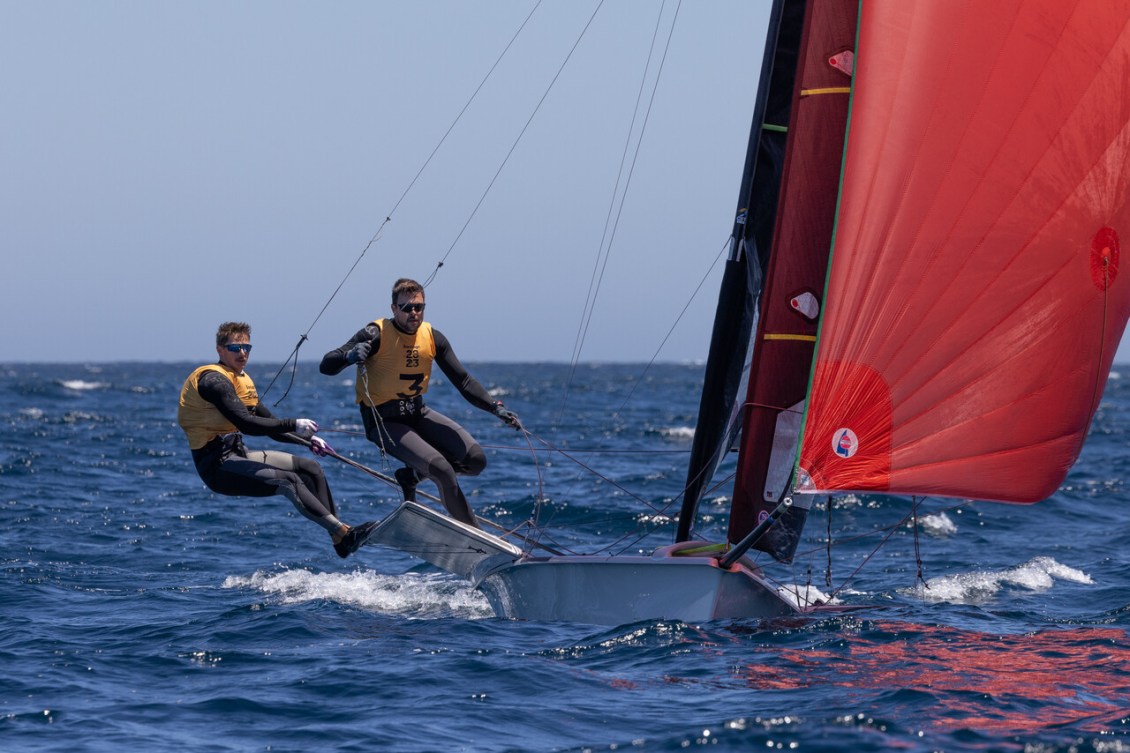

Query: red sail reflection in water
(736, 621), (1130, 733)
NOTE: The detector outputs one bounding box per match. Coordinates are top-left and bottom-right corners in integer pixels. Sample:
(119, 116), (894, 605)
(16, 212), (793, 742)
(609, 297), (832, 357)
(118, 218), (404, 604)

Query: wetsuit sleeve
(249, 402), (307, 446)
(432, 329), (496, 412)
(197, 370), (298, 437)
(319, 324), (381, 375)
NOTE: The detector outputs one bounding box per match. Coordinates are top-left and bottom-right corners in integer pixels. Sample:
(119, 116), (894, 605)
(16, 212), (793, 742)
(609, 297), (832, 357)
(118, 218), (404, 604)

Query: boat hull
(475, 554), (799, 624)
(367, 502), (801, 624)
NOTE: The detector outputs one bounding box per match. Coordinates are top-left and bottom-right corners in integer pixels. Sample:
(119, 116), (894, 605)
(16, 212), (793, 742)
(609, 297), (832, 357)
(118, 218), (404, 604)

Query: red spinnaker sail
(798, 0), (1130, 502)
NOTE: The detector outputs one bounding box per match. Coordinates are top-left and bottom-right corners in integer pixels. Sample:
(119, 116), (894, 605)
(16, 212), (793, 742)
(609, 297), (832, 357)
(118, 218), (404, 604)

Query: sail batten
(797, 0), (1130, 504)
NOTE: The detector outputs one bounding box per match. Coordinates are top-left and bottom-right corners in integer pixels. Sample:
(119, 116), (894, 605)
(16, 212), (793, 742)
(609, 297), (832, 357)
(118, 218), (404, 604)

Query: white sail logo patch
(832, 428), (858, 458)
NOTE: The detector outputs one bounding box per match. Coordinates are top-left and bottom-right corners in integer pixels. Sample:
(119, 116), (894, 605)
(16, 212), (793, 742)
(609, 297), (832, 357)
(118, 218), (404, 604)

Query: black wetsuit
(320, 323), (494, 527)
(191, 371), (342, 534)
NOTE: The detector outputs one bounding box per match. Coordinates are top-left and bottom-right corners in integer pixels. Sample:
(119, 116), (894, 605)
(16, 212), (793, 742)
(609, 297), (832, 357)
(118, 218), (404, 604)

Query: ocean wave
(778, 583), (836, 609)
(907, 556), (1093, 604)
(58, 379), (109, 391)
(917, 512), (957, 536)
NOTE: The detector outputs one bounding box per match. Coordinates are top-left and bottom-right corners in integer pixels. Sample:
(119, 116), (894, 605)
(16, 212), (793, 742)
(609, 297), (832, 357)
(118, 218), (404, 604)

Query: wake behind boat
(359, 0), (1130, 625)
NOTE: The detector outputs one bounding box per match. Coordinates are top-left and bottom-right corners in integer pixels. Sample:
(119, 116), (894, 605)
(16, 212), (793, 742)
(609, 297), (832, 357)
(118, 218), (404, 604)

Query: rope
(356, 364), (397, 465)
(508, 426), (552, 552)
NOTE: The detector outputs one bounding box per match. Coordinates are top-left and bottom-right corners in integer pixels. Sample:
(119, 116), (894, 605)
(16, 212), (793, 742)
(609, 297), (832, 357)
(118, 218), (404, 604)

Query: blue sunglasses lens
(224, 344), (252, 354)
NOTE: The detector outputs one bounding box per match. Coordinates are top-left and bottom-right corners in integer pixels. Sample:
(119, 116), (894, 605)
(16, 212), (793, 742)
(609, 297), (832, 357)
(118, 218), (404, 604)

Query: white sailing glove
(310, 436), (333, 457)
(294, 418), (319, 438)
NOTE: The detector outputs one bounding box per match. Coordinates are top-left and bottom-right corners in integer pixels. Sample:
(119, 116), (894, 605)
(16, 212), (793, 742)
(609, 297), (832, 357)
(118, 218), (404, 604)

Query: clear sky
(3, 1), (1127, 366)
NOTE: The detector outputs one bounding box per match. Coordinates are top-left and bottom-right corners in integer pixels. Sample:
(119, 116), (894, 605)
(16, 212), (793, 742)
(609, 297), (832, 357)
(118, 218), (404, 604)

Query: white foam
(908, 556), (1092, 604)
(59, 379), (108, 391)
(223, 568), (493, 619)
(917, 512), (957, 536)
(829, 493), (864, 509)
(660, 426), (695, 440)
(777, 584), (837, 609)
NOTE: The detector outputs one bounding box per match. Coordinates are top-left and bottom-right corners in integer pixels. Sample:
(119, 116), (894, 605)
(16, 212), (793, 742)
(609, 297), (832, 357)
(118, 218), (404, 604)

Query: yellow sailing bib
(177, 364), (259, 449)
(354, 319), (435, 407)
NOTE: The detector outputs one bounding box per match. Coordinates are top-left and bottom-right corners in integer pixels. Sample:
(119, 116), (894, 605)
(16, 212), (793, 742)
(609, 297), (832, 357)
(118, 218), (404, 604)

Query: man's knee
(292, 454), (323, 474)
(425, 458), (457, 484)
(451, 445), (487, 476)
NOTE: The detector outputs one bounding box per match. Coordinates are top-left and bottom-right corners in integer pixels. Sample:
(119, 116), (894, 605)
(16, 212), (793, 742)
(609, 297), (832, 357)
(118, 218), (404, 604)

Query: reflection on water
(737, 622), (1130, 733)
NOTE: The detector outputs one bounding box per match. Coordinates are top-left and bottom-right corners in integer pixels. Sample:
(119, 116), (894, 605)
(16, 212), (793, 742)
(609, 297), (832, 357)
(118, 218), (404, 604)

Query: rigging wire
(570, 0), (683, 362)
(539, 230), (732, 541)
(508, 427), (551, 552)
(258, 0), (547, 406)
(821, 508), (916, 605)
(770, 496), (974, 607)
(323, 426), (691, 455)
(911, 496), (927, 589)
(529, 431), (667, 514)
(559, 0), (684, 418)
(563, 0), (670, 383)
(423, 0), (608, 288)
(610, 234), (729, 420)
(825, 495), (833, 588)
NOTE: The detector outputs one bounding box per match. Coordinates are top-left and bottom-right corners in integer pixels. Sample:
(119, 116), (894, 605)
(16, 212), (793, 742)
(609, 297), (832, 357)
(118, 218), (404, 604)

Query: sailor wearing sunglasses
(178, 321), (376, 557)
(320, 278), (521, 529)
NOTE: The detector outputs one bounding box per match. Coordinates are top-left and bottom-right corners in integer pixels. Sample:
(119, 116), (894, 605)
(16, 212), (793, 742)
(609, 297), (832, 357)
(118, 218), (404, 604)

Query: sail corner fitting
(794, 467), (816, 493)
(828, 49), (854, 77)
(789, 291), (820, 320)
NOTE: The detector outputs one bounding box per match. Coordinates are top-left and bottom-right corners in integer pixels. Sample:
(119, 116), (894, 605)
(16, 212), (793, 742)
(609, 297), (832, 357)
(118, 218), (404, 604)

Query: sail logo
(833, 428), (858, 458)
(1091, 227), (1120, 291)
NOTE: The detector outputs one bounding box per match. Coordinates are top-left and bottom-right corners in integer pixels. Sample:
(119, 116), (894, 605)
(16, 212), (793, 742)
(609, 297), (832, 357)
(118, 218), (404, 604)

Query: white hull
(476, 553), (799, 624)
(368, 503), (801, 624)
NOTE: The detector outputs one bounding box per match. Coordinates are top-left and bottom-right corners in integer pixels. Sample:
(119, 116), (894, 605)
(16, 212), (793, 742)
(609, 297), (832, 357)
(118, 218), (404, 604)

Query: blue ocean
(2, 361), (1128, 752)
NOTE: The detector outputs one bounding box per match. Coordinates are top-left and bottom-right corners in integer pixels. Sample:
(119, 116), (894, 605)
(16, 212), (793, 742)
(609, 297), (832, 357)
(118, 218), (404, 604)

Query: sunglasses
(397, 302), (426, 314)
(223, 343), (253, 354)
